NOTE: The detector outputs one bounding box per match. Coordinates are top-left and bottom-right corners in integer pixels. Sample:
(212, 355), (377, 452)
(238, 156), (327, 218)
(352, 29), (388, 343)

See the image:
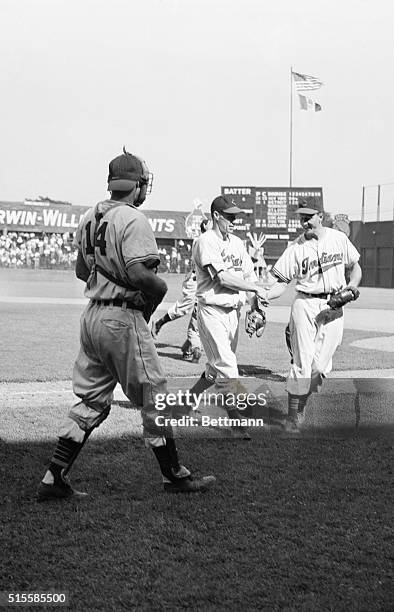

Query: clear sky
(1, 0), (393, 220)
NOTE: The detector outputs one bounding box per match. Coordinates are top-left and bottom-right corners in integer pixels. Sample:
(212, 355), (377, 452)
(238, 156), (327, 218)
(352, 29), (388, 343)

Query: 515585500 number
(0, 592), (68, 607)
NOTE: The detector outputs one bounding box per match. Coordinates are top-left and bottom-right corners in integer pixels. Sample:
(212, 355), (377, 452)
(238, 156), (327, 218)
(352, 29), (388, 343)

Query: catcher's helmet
(108, 147), (153, 203)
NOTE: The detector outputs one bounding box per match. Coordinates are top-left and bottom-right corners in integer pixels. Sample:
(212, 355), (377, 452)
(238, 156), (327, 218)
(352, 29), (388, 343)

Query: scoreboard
(221, 186), (324, 262)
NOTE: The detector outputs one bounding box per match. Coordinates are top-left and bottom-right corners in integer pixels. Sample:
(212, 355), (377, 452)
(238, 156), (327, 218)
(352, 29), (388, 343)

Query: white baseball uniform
(192, 229), (257, 379)
(271, 227), (360, 396)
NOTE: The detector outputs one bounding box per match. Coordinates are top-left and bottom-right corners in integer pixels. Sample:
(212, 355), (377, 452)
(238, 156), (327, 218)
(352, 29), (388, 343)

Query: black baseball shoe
(191, 347), (202, 363)
(183, 347), (202, 363)
(37, 476), (88, 502)
(164, 475), (216, 493)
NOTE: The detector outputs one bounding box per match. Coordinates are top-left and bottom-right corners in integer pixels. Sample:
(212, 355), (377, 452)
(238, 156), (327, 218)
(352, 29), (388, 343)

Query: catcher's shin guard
(151, 438), (191, 483)
(52, 404), (111, 479)
(62, 429), (93, 477)
(47, 437), (85, 482)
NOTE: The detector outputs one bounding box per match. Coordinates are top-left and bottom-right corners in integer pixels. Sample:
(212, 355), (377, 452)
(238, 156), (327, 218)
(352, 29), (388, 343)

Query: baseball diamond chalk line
(1, 369), (394, 399)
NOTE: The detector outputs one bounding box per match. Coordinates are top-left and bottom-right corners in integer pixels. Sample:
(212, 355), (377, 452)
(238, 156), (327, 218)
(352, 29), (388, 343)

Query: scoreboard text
(221, 186), (324, 261)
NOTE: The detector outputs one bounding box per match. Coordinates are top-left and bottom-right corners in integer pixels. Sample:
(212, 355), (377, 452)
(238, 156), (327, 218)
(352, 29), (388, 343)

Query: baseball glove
(245, 297), (267, 337)
(327, 286), (360, 310)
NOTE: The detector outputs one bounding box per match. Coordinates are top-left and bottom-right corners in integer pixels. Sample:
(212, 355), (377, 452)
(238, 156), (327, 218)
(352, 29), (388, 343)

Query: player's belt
(298, 291), (330, 299)
(91, 299), (144, 311)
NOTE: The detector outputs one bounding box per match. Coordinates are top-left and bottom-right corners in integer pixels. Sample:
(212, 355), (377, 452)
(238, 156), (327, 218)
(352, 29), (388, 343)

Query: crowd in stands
(0, 232), (78, 269)
(0, 232), (194, 272)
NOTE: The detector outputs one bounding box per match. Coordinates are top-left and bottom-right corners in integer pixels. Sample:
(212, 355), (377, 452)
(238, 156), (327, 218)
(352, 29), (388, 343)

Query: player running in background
(37, 148), (215, 500)
(151, 220), (210, 363)
(265, 200), (362, 431)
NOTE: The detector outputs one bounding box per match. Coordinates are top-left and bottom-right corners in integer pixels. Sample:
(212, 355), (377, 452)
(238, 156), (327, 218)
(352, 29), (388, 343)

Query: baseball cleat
(191, 347), (201, 363)
(297, 407), (306, 424)
(164, 475), (216, 493)
(230, 426), (251, 440)
(282, 419), (300, 434)
(37, 479), (88, 502)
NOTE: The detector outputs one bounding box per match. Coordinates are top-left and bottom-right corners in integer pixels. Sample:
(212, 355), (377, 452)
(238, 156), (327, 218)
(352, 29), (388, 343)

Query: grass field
(0, 303), (394, 382)
(2, 435), (392, 611)
(1, 271), (393, 611)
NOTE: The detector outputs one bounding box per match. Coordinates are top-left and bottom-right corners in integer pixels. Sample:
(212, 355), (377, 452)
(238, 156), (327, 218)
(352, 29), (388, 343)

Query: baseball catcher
(37, 147), (216, 501)
(245, 294), (268, 338)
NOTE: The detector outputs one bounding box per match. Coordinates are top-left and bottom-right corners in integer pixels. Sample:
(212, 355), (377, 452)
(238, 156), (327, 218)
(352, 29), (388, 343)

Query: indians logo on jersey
(221, 250), (242, 272)
(302, 252), (343, 276)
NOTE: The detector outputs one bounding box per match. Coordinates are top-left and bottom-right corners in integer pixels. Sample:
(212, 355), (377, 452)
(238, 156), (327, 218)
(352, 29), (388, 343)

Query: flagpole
(289, 66), (293, 187)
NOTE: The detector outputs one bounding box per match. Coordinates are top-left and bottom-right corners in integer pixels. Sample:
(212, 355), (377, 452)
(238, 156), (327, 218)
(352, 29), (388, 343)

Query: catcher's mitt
(327, 286), (360, 309)
(245, 307), (266, 338)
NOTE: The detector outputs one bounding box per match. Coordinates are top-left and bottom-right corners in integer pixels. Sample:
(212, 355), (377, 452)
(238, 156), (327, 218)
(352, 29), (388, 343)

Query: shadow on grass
(1, 434), (393, 611)
(157, 350), (186, 362)
(238, 365), (286, 381)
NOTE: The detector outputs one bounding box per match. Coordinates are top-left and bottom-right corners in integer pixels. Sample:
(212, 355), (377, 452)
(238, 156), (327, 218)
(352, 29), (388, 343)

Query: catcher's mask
(108, 146), (153, 205)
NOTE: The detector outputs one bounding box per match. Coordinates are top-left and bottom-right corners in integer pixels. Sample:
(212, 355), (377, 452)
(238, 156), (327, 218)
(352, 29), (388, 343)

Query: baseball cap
(296, 199), (324, 215)
(108, 149), (150, 192)
(211, 195), (242, 215)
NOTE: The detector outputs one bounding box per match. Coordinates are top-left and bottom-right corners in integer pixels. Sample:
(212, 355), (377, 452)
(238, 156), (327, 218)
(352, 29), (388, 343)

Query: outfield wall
(350, 220), (394, 288)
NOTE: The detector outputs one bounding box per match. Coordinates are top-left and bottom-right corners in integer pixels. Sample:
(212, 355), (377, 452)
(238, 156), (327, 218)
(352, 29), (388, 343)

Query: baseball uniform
(271, 227), (360, 396)
(193, 228), (257, 379)
(152, 270), (202, 359)
(70, 199), (168, 425)
(37, 150), (215, 500)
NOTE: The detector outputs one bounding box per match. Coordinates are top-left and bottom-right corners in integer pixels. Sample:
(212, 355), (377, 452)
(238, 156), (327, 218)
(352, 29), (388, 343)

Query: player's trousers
(167, 273), (201, 351)
(286, 293), (344, 396)
(186, 302), (201, 350)
(167, 272), (196, 320)
(197, 303), (241, 379)
(61, 301), (172, 445)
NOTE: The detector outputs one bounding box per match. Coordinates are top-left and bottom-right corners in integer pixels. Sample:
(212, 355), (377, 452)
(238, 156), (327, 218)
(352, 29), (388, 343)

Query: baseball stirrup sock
(189, 373), (215, 397)
(164, 438), (181, 471)
(288, 394), (308, 421)
(288, 395), (300, 421)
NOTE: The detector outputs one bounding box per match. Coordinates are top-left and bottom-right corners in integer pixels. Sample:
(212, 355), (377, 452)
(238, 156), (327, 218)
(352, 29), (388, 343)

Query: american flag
(292, 71), (323, 92)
